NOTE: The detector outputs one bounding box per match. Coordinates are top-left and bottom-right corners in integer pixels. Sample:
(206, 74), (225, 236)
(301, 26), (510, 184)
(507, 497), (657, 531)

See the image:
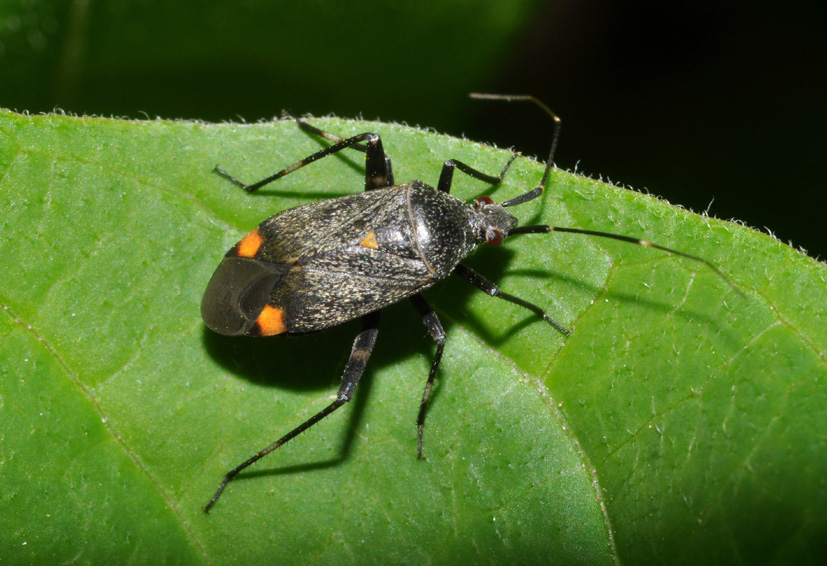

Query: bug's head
(472, 184), (547, 246)
(472, 195), (518, 246)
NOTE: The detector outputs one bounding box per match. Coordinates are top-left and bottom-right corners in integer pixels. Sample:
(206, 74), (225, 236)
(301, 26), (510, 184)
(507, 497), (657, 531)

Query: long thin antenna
(469, 93), (561, 188)
(470, 94), (741, 295)
(509, 225), (743, 295)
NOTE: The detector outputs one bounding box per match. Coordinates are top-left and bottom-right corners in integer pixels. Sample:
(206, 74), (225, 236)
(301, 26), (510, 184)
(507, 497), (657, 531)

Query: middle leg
(409, 293), (446, 459)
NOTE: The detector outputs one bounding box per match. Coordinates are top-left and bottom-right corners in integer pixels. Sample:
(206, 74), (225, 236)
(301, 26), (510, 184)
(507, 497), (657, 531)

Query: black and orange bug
(201, 95), (732, 512)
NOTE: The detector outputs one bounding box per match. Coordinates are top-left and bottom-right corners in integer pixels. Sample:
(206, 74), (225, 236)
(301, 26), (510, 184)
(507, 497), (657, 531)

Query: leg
(285, 110), (363, 150)
(409, 294), (446, 459)
(204, 311), (380, 513)
(285, 112), (395, 190)
(436, 153), (519, 194)
(214, 125), (393, 193)
(453, 263), (570, 334)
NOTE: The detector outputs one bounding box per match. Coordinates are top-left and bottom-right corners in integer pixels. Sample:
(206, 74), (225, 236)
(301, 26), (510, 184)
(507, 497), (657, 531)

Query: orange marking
(256, 304), (287, 336)
(236, 228), (264, 258)
(359, 231), (378, 250)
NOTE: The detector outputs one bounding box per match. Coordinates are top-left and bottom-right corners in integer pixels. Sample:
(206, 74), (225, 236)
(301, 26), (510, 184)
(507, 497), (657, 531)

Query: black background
(468, 1), (827, 260)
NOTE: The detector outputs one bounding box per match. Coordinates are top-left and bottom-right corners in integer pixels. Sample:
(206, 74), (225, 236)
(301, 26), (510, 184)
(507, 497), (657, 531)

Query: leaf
(1, 110), (825, 565)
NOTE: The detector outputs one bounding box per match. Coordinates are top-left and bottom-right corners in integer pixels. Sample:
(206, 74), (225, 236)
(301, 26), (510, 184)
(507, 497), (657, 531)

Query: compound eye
(485, 228), (504, 246)
(475, 195), (494, 207)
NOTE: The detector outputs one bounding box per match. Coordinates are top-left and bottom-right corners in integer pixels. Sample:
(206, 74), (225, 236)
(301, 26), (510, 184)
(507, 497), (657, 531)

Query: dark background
(3, 0), (824, 258)
(471, 1), (827, 261)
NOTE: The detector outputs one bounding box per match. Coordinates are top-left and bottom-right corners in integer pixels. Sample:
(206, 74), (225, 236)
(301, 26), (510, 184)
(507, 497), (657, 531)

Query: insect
(201, 95), (732, 512)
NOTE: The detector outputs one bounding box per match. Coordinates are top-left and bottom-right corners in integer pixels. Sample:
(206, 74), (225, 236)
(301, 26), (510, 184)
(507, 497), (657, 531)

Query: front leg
(453, 263), (570, 334)
(436, 153), (519, 194)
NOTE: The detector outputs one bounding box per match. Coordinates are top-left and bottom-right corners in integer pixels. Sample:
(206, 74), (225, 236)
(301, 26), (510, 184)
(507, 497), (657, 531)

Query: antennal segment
(469, 93), (561, 189)
(509, 224), (743, 295)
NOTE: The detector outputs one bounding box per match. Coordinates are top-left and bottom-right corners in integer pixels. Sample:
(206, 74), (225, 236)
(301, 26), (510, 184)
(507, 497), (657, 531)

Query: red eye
(485, 228), (504, 246)
(476, 195), (494, 206)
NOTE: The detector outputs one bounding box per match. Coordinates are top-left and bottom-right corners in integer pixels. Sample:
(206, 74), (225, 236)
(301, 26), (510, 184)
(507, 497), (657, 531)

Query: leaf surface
(1, 110), (825, 565)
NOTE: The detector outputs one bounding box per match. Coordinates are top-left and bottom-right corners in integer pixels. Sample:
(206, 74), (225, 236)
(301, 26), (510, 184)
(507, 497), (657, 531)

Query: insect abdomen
(201, 256), (288, 336)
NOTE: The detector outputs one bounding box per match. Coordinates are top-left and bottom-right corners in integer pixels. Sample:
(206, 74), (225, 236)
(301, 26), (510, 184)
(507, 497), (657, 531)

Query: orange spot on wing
(359, 231), (378, 250)
(236, 228), (264, 258)
(256, 304), (287, 336)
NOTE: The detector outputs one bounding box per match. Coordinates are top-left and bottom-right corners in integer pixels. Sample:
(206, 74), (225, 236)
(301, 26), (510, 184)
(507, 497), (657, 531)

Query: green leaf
(1, 110), (825, 565)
